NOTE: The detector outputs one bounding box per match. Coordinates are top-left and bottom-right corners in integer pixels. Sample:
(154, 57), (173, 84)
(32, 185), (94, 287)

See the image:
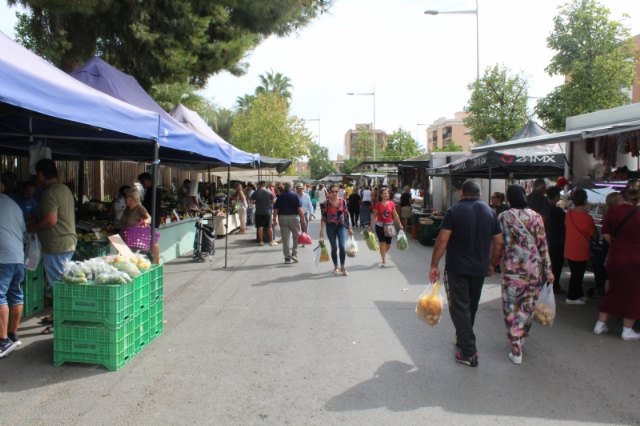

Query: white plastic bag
(24, 233), (42, 271)
(396, 230), (409, 251)
(346, 235), (358, 258)
(415, 281), (444, 326)
(534, 282), (556, 327)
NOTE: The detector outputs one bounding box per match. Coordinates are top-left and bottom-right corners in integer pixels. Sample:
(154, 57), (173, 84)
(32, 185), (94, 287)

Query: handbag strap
(611, 206), (640, 237)
(511, 209), (536, 243)
(569, 209), (595, 243)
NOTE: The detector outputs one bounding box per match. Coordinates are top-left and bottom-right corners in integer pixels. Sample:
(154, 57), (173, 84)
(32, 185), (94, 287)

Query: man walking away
(251, 181), (276, 246)
(0, 180), (26, 357)
(429, 180), (503, 367)
(273, 182), (306, 264)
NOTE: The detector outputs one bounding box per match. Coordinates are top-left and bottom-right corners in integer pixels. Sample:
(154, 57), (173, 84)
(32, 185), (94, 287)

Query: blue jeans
(0, 263), (25, 306)
(326, 223), (347, 267)
(43, 252), (75, 289)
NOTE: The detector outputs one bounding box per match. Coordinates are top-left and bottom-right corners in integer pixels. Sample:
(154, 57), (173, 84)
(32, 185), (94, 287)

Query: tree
(432, 144), (464, 152)
(351, 128), (375, 160)
(235, 94), (256, 112)
(308, 142), (335, 179)
(340, 158), (360, 175)
(463, 64), (529, 143)
(255, 70), (293, 101)
(381, 128), (424, 161)
(231, 92), (310, 159)
(10, 0), (332, 89)
(535, 0), (635, 131)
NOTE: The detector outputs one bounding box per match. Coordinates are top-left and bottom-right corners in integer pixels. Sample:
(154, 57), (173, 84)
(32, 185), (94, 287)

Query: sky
(1, 0), (639, 159)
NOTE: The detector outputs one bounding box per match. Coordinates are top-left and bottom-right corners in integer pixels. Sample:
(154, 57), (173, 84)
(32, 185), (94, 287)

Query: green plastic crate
(53, 320), (136, 371)
(133, 271), (150, 313)
(54, 280), (135, 327)
(134, 308), (150, 353)
(72, 241), (109, 261)
(148, 300), (164, 342)
(148, 264), (163, 304)
(21, 262), (45, 317)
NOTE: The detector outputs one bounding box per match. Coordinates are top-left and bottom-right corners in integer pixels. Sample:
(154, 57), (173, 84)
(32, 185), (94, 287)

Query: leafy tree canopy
(463, 64), (529, 143)
(255, 70), (293, 101)
(230, 92), (310, 160)
(340, 158), (360, 175)
(432, 144), (463, 152)
(534, 0), (635, 131)
(381, 128), (424, 161)
(10, 0), (332, 89)
(308, 142), (335, 180)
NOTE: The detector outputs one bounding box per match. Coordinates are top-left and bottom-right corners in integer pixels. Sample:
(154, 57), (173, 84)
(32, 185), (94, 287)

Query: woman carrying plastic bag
(319, 184), (353, 276)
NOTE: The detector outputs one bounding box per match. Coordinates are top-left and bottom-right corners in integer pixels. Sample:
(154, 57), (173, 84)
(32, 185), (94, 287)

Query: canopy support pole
(224, 164), (230, 268)
(488, 166), (493, 204)
(150, 141), (159, 260)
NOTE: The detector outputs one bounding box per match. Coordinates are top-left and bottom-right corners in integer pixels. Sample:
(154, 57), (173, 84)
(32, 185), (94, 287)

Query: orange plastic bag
(415, 281), (443, 326)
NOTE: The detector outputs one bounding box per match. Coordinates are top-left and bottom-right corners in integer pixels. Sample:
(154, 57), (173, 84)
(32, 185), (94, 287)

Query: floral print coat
(498, 208), (552, 285)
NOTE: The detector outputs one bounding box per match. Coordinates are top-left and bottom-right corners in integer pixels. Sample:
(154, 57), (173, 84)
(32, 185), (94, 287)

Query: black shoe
(8, 333), (21, 346)
(284, 258), (291, 264)
(455, 352), (479, 367)
(0, 339), (17, 358)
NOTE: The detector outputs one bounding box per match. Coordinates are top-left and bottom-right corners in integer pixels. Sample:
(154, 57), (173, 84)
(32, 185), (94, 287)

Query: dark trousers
(444, 271), (485, 357)
(348, 208), (359, 227)
(548, 243), (564, 291)
(567, 259), (587, 300)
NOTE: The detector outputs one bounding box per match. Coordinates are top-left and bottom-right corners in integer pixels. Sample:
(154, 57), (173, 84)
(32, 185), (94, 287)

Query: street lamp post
(425, 0), (479, 82)
(302, 117), (321, 144)
(347, 90), (376, 161)
(417, 122), (429, 154)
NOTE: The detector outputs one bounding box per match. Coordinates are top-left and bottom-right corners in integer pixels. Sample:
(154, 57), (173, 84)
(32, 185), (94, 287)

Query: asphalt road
(1, 218), (639, 425)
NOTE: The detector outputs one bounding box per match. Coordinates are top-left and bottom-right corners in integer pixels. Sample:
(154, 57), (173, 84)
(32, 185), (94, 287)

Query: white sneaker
(565, 298), (586, 305)
(621, 328), (640, 341)
(508, 352), (522, 365)
(593, 322), (609, 335)
(269, 241), (278, 246)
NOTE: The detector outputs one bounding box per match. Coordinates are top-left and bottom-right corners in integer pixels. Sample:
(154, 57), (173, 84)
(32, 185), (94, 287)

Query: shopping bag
(318, 239), (330, 263)
(298, 232), (313, 245)
(363, 229), (379, 251)
(383, 224), (397, 237)
(415, 281), (443, 326)
(396, 230), (409, 251)
(24, 233), (42, 271)
(346, 235), (358, 258)
(534, 282), (556, 327)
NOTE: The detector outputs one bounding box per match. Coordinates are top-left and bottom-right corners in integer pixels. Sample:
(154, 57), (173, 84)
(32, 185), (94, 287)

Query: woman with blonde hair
(593, 180), (640, 340)
(234, 182), (248, 234)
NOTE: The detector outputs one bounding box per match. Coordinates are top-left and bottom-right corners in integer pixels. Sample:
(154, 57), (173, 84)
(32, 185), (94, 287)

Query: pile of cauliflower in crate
(62, 254), (152, 285)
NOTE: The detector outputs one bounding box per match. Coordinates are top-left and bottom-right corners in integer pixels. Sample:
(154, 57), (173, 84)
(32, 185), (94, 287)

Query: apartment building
(343, 123), (388, 159)
(426, 111), (473, 152)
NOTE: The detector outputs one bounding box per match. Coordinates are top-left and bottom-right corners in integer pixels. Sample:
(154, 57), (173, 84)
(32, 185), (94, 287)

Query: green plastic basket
(21, 262), (45, 317)
(148, 264), (163, 304)
(54, 280), (135, 327)
(53, 320), (136, 371)
(133, 271), (150, 313)
(148, 300), (164, 342)
(134, 308), (150, 353)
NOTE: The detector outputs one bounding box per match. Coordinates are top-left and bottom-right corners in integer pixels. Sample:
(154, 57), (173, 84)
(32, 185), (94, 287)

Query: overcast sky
(2, 1), (639, 159)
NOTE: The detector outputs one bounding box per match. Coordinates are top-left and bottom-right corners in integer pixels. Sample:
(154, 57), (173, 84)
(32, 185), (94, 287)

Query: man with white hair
(273, 182), (307, 264)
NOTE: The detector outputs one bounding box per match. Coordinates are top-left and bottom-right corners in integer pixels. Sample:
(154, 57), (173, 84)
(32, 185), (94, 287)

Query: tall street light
(425, 0), (479, 82)
(417, 122), (430, 154)
(302, 117), (321, 144)
(347, 90), (376, 161)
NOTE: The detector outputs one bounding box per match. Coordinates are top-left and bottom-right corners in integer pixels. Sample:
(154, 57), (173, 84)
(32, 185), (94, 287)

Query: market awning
(472, 120), (640, 153)
(0, 31), (162, 157)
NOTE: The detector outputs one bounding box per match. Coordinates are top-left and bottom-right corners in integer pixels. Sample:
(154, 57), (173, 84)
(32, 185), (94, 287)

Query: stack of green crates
(53, 264), (163, 371)
(21, 261), (45, 318)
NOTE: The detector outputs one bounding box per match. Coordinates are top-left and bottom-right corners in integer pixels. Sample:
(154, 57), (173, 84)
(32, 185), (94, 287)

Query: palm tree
(255, 70), (293, 101)
(235, 94), (256, 111)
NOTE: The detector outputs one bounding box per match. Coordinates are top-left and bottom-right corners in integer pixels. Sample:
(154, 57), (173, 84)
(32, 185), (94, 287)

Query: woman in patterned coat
(498, 185), (554, 365)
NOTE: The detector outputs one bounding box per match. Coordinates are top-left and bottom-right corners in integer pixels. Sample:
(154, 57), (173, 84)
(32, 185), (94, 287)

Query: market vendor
(138, 172), (162, 228)
(120, 189), (159, 264)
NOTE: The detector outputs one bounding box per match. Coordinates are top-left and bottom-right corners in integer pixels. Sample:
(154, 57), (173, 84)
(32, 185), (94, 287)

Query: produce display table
(412, 214), (442, 246)
(157, 218), (198, 263)
(211, 213), (240, 236)
(53, 264), (164, 371)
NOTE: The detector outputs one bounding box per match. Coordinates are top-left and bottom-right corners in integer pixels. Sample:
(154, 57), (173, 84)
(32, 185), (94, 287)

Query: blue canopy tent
(0, 32), (161, 156)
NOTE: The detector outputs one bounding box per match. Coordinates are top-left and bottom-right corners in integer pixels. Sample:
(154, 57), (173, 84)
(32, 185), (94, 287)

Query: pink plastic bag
(298, 232), (313, 245)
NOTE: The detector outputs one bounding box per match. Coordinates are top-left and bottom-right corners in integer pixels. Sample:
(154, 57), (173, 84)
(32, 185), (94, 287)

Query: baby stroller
(193, 218), (216, 262)
(359, 203), (372, 229)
